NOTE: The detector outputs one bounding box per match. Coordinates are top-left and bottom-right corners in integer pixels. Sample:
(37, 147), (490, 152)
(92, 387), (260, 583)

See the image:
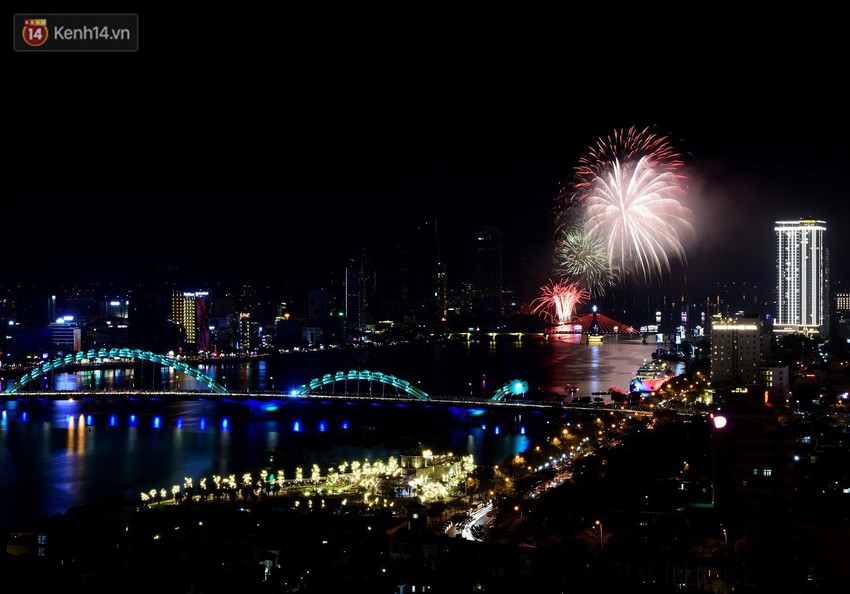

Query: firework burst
(530, 278), (589, 326)
(573, 125), (684, 192)
(555, 125), (693, 286)
(555, 228), (615, 297)
(584, 156), (693, 283)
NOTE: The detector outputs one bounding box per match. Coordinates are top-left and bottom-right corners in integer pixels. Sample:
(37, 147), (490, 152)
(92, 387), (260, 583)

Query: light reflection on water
(0, 336), (671, 532)
(0, 397), (533, 532)
(24, 334), (672, 397)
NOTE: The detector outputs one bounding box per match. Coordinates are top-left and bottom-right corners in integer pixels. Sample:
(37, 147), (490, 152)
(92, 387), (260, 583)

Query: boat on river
(629, 360), (675, 393)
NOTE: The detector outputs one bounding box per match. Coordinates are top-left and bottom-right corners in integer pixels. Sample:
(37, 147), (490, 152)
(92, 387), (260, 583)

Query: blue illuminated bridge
(1, 349), (653, 415)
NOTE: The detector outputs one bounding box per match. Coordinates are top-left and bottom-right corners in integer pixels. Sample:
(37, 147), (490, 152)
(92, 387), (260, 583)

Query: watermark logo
(14, 14), (137, 52)
(22, 18), (48, 47)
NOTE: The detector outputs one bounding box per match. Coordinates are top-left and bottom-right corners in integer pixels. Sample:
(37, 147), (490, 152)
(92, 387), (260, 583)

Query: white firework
(583, 156), (693, 284)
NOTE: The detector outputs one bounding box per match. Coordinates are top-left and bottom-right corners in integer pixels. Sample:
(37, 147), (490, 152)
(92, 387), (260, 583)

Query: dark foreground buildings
(5, 398), (850, 593)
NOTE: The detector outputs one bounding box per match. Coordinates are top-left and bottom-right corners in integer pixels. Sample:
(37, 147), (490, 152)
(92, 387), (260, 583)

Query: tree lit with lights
(138, 452), (476, 507)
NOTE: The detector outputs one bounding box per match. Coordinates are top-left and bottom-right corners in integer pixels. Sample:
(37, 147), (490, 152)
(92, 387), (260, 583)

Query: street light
(514, 505), (522, 519)
(595, 519), (604, 549)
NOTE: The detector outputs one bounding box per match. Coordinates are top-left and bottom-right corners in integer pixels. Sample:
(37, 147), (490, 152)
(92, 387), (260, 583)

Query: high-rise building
(710, 314), (762, 387)
(758, 364), (790, 404)
(101, 297), (130, 321)
(48, 295), (57, 324)
(835, 291), (850, 316)
(171, 290), (211, 352)
(434, 219), (448, 324)
(468, 226), (502, 323)
(305, 290), (328, 328)
(235, 312), (255, 353)
(345, 249), (376, 338)
(237, 284), (257, 318)
(834, 288), (850, 340)
(49, 317), (82, 353)
(775, 218), (827, 336)
(435, 260), (447, 322)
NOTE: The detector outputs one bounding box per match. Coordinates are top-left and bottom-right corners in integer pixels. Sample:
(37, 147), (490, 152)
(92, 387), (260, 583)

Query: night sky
(6, 9), (849, 304)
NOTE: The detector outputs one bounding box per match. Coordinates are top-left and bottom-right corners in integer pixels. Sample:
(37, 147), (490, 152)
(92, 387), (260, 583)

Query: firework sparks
(574, 125), (684, 189)
(584, 156), (693, 283)
(556, 125), (693, 286)
(555, 228), (615, 297)
(530, 278), (589, 326)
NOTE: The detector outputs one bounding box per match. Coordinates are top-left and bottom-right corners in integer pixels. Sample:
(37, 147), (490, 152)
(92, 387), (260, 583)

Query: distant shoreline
(0, 353), (270, 378)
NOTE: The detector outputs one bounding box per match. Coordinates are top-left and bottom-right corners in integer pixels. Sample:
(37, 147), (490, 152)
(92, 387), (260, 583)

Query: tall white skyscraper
(775, 218), (827, 336)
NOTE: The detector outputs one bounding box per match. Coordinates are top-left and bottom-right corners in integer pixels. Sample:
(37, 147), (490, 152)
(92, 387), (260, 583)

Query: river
(0, 334), (675, 533)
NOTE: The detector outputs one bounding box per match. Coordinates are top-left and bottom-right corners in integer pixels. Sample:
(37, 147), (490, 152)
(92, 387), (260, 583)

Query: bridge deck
(2, 390), (657, 416)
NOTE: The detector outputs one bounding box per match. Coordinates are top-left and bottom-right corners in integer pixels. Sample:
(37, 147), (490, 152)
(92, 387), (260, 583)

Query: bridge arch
(291, 369), (430, 400)
(3, 348), (228, 394)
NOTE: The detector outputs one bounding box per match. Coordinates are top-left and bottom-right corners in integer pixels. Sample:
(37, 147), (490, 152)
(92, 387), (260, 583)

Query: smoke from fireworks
(555, 125), (693, 287)
(530, 278), (589, 326)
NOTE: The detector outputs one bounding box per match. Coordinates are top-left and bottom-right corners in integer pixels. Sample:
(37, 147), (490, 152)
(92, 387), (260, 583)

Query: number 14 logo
(23, 18), (48, 47)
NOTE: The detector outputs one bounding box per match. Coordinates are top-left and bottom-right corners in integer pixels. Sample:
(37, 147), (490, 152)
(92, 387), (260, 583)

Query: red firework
(530, 278), (589, 326)
(556, 125), (687, 231)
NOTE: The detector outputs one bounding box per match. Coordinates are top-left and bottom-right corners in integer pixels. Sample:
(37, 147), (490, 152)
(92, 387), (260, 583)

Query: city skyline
(6, 10), (848, 305)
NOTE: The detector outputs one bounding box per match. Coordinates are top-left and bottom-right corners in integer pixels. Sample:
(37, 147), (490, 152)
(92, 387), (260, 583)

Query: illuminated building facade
(171, 291), (211, 352)
(710, 315), (762, 386)
(49, 317), (82, 353)
(836, 290), (850, 339)
(236, 312), (254, 352)
(836, 291), (850, 312)
(758, 364), (790, 403)
(835, 291), (850, 323)
(775, 219), (827, 336)
(101, 298), (130, 320)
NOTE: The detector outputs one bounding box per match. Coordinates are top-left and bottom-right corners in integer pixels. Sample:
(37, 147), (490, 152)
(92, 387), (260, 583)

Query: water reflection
(27, 334), (668, 399)
(1, 336), (668, 533)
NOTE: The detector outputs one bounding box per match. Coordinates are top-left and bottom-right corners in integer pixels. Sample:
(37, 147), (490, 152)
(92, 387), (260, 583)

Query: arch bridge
(5, 355), (526, 405)
(3, 347), (227, 394)
(292, 369), (430, 400)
